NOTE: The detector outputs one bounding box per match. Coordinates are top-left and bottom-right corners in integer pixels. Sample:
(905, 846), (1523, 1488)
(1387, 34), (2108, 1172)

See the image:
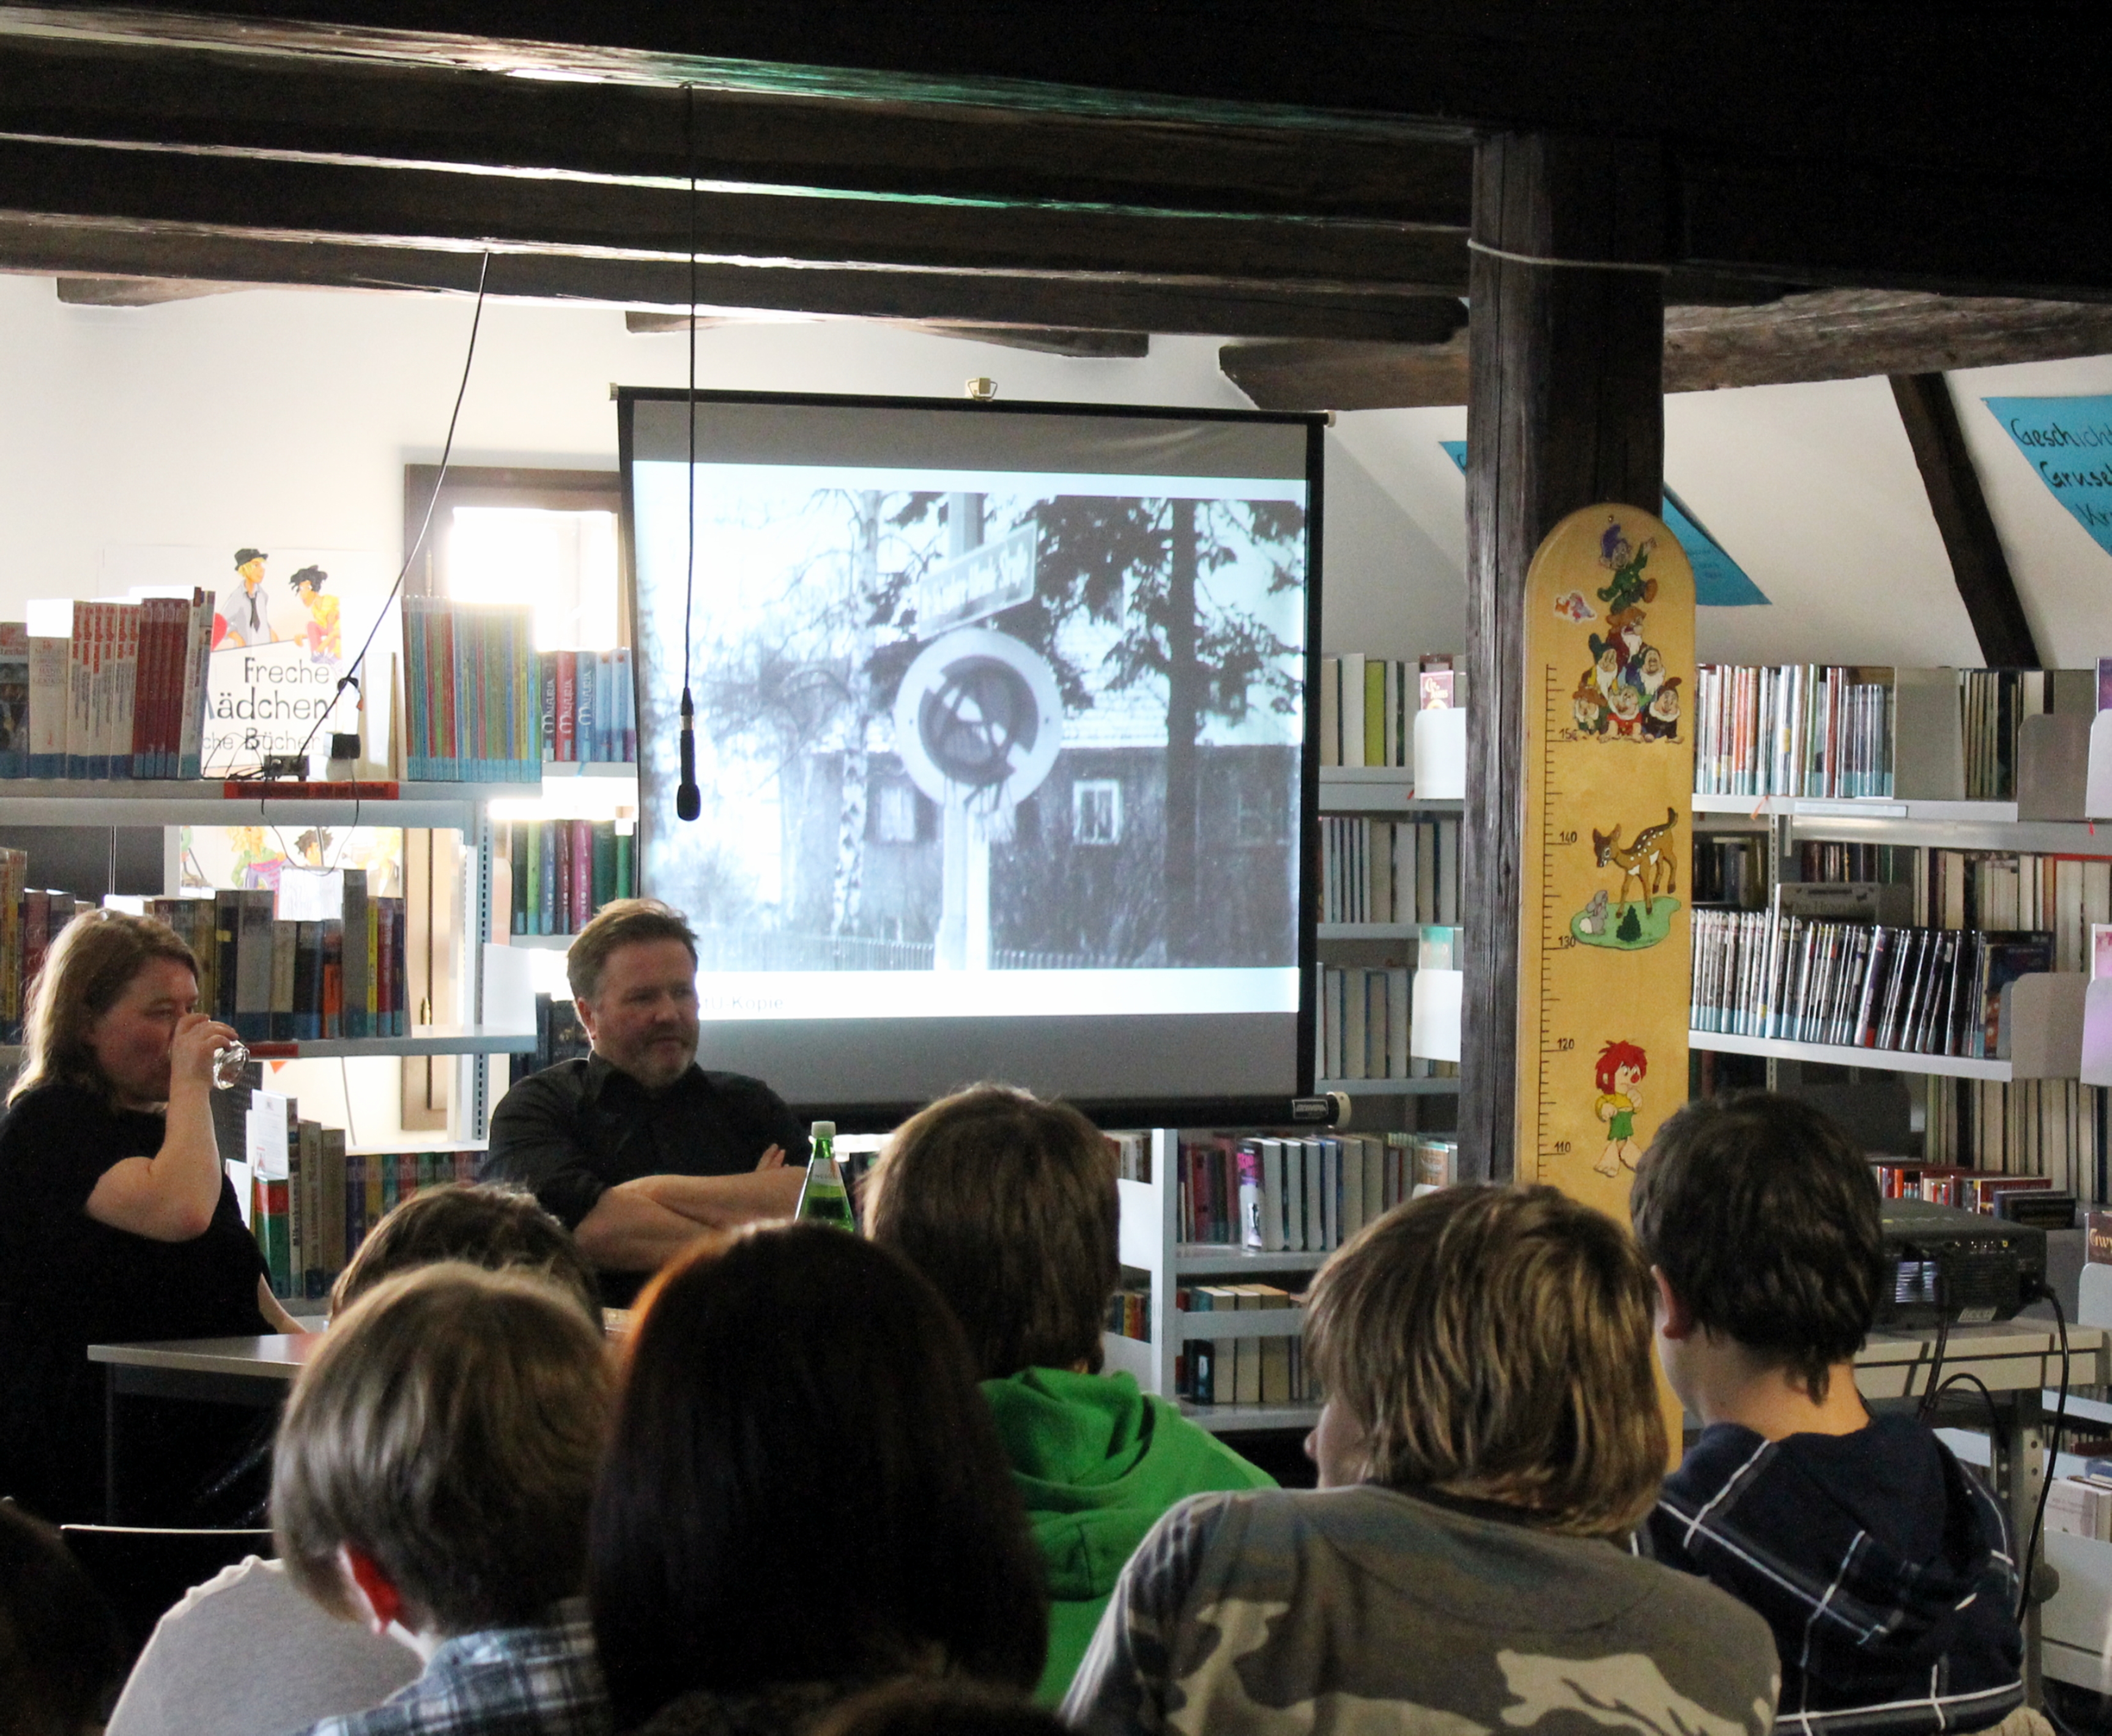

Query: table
(87, 1335), (322, 1523)
(1855, 1318), (2110, 1702)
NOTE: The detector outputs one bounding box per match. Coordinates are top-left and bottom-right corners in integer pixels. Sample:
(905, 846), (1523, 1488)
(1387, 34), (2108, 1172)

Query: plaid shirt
(1646, 1417), (2023, 1736)
(294, 1600), (611, 1736)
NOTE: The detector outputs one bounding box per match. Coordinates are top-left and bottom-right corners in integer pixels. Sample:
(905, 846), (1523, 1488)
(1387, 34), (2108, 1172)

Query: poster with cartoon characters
(102, 544), (393, 774)
(1516, 506), (1694, 1219)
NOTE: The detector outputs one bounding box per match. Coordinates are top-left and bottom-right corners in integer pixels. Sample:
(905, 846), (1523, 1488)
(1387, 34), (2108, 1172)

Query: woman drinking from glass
(0, 911), (302, 1523)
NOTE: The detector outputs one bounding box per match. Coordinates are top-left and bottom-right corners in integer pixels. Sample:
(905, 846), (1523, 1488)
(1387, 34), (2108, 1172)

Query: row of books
(1692, 834), (1767, 912)
(1917, 851), (2111, 973)
(1316, 652), (1458, 770)
(1960, 668), (2077, 802)
(1869, 1162), (2056, 1215)
(1691, 662), (1895, 798)
(144, 878), (410, 1039)
(2048, 1471), (2112, 1543)
(506, 821), (639, 937)
(1177, 1285), (1308, 1405)
(0, 857), (92, 1042)
(541, 648), (636, 765)
(1316, 962), (1454, 1081)
(0, 595), (215, 779)
(402, 597), (543, 782)
(1319, 816), (1461, 925)
(1689, 908), (2050, 1058)
(1920, 1077), (2105, 1201)
(241, 1088), (480, 1298)
(1176, 1130), (1460, 1252)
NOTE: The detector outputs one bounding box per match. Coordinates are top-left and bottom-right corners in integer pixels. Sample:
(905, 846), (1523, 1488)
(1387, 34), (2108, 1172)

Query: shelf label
(1517, 505), (1695, 1214)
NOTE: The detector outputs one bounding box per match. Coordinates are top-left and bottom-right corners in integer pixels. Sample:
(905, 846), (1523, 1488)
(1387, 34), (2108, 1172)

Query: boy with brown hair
(1632, 1093), (2026, 1736)
(272, 1261), (615, 1736)
(1064, 1184), (1779, 1736)
(865, 1084), (1273, 1705)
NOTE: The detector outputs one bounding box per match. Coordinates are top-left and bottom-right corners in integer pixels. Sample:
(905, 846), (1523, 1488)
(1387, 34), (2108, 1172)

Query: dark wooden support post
(1460, 134), (1666, 1181)
(1890, 372), (2040, 667)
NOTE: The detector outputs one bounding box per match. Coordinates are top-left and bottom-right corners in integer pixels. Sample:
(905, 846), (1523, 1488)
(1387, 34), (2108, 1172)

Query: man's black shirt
(481, 1053), (807, 1304)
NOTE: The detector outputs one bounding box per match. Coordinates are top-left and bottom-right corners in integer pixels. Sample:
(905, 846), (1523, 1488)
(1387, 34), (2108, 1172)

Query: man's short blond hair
(565, 897), (697, 1005)
(272, 1263), (612, 1634)
(1304, 1184), (1666, 1537)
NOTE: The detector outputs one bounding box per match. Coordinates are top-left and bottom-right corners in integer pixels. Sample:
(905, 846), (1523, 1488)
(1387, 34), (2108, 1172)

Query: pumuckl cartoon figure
(1592, 1040), (1648, 1176)
(1595, 517), (1658, 633)
(1642, 675), (1682, 741)
(1606, 680), (1645, 738)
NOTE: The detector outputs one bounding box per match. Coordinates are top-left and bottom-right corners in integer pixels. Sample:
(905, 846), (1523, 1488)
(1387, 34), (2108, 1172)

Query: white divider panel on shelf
(1409, 968), (1462, 1063)
(1893, 669), (1969, 801)
(2017, 713), (2092, 822)
(2080, 978), (2112, 1089)
(2003, 973), (2087, 1078)
(2087, 713), (2112, 820)
(1413, 707), (1467, 800)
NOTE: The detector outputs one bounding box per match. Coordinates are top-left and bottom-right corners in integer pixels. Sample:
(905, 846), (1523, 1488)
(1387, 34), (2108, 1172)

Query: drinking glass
(212, 1041), (251, 1090)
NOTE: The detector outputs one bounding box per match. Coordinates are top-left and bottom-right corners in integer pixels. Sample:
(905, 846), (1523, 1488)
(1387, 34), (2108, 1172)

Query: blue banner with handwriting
(1439, 442), (1768, 606)
(1984, 395), (2112, 558)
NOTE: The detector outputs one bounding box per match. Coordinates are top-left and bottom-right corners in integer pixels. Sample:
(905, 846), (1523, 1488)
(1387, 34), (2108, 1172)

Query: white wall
(4, 269), (2107, 684)
(0, 275), (1436, 659)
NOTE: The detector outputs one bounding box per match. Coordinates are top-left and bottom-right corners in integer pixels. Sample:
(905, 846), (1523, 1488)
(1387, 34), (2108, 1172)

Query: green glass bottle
(795, 1120), (854, 1230)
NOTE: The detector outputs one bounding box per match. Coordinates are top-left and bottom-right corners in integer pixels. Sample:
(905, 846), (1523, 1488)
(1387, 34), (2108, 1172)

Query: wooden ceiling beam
(624, 311), (1149, 357)
(0, 34), (1473, 226)
(0, 215), (1451, 341)
(0, 135), (1467, 297)
(1221, 291), (2112, 410)
(1890, 373), (2039, 668)
(0, 3), (2098, 189)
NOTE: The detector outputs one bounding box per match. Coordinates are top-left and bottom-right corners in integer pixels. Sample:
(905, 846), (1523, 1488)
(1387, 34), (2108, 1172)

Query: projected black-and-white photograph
(631, 456), (1308, 1026)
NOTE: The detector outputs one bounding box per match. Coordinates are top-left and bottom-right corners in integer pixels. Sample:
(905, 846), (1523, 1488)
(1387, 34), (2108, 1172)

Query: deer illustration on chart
(1591, 807), (1678, 914)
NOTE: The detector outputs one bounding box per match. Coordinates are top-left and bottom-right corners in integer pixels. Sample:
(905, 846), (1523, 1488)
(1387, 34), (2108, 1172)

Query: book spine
(617, 646), (635, 763)
(573, 818), (594, 929)
(576, 644), (597, 765)
(555, 650), (577, 763)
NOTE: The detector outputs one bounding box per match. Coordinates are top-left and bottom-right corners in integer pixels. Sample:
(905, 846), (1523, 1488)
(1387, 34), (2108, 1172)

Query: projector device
(1876, 1197), (2045, 1328)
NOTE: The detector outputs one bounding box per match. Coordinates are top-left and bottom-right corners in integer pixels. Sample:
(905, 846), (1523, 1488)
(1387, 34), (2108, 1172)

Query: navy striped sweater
(1645, 1415), (2023, 1736)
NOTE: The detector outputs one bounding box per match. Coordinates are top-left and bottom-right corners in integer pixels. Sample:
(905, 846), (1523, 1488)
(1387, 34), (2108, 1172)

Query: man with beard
(483, 899), (806, 1305)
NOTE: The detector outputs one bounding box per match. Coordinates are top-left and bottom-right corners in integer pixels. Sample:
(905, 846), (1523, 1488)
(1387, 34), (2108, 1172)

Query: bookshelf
(1106, 1132), (1436, 1436)
(0, 781), (520, 829)
(1685, 680), (2108, 1195)
(1105, 1129), (1404, 1435)
(1315, 765), (1462, 1113)
(0, 778), (525, 1140)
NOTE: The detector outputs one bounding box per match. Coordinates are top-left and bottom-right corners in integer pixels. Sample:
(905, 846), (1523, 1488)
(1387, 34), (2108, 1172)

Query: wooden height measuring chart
(1518, 505), (1695, 1216)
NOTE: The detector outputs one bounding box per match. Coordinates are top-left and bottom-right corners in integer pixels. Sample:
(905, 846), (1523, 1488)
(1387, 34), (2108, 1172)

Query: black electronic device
(1877, 1197), (2045, 1327)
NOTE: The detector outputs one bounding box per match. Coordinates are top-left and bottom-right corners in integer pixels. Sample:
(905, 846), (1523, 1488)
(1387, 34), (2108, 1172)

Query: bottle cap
(810, 1120), (836, 1139)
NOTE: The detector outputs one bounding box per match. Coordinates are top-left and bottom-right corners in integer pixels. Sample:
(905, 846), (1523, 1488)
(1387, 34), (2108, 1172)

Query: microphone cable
(675, 81), (701, 822)
(289, 248), (492, 771)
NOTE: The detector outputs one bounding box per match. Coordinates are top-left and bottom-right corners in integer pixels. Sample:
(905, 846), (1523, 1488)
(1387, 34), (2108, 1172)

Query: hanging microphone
(676, 687), (700, 821)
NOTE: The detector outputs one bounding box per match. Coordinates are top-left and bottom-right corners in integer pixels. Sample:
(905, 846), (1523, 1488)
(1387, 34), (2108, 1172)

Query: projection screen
(619, 389), (1322, 1113)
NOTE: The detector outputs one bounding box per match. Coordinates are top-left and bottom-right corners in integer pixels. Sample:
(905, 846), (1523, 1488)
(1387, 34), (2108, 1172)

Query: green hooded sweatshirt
(980, 1367), (1277, 1704)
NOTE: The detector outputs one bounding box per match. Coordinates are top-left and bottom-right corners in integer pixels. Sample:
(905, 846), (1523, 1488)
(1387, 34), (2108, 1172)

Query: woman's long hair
(588, 1225), (1048, 1729)
(10, 910), (198, 1105)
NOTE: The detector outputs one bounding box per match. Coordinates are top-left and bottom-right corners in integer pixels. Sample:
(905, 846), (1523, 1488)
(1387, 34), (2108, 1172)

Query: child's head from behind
(588, 1225), (1046, 1728)
(1630, 1092), (1884, 1403)
(865, 1082), (1117, 1381)
(1303, 1184), (1664, 1537)
(273, 1261), (612, 1637)
(330, 1181), (602, 1322)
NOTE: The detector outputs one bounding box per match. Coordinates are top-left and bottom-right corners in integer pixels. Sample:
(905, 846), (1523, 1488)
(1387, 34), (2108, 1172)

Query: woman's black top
(0, 1077), (268, 1521)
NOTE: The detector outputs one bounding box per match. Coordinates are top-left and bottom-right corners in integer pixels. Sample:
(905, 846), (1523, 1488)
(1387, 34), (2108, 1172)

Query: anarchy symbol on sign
(893, 628), (1063, 809)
